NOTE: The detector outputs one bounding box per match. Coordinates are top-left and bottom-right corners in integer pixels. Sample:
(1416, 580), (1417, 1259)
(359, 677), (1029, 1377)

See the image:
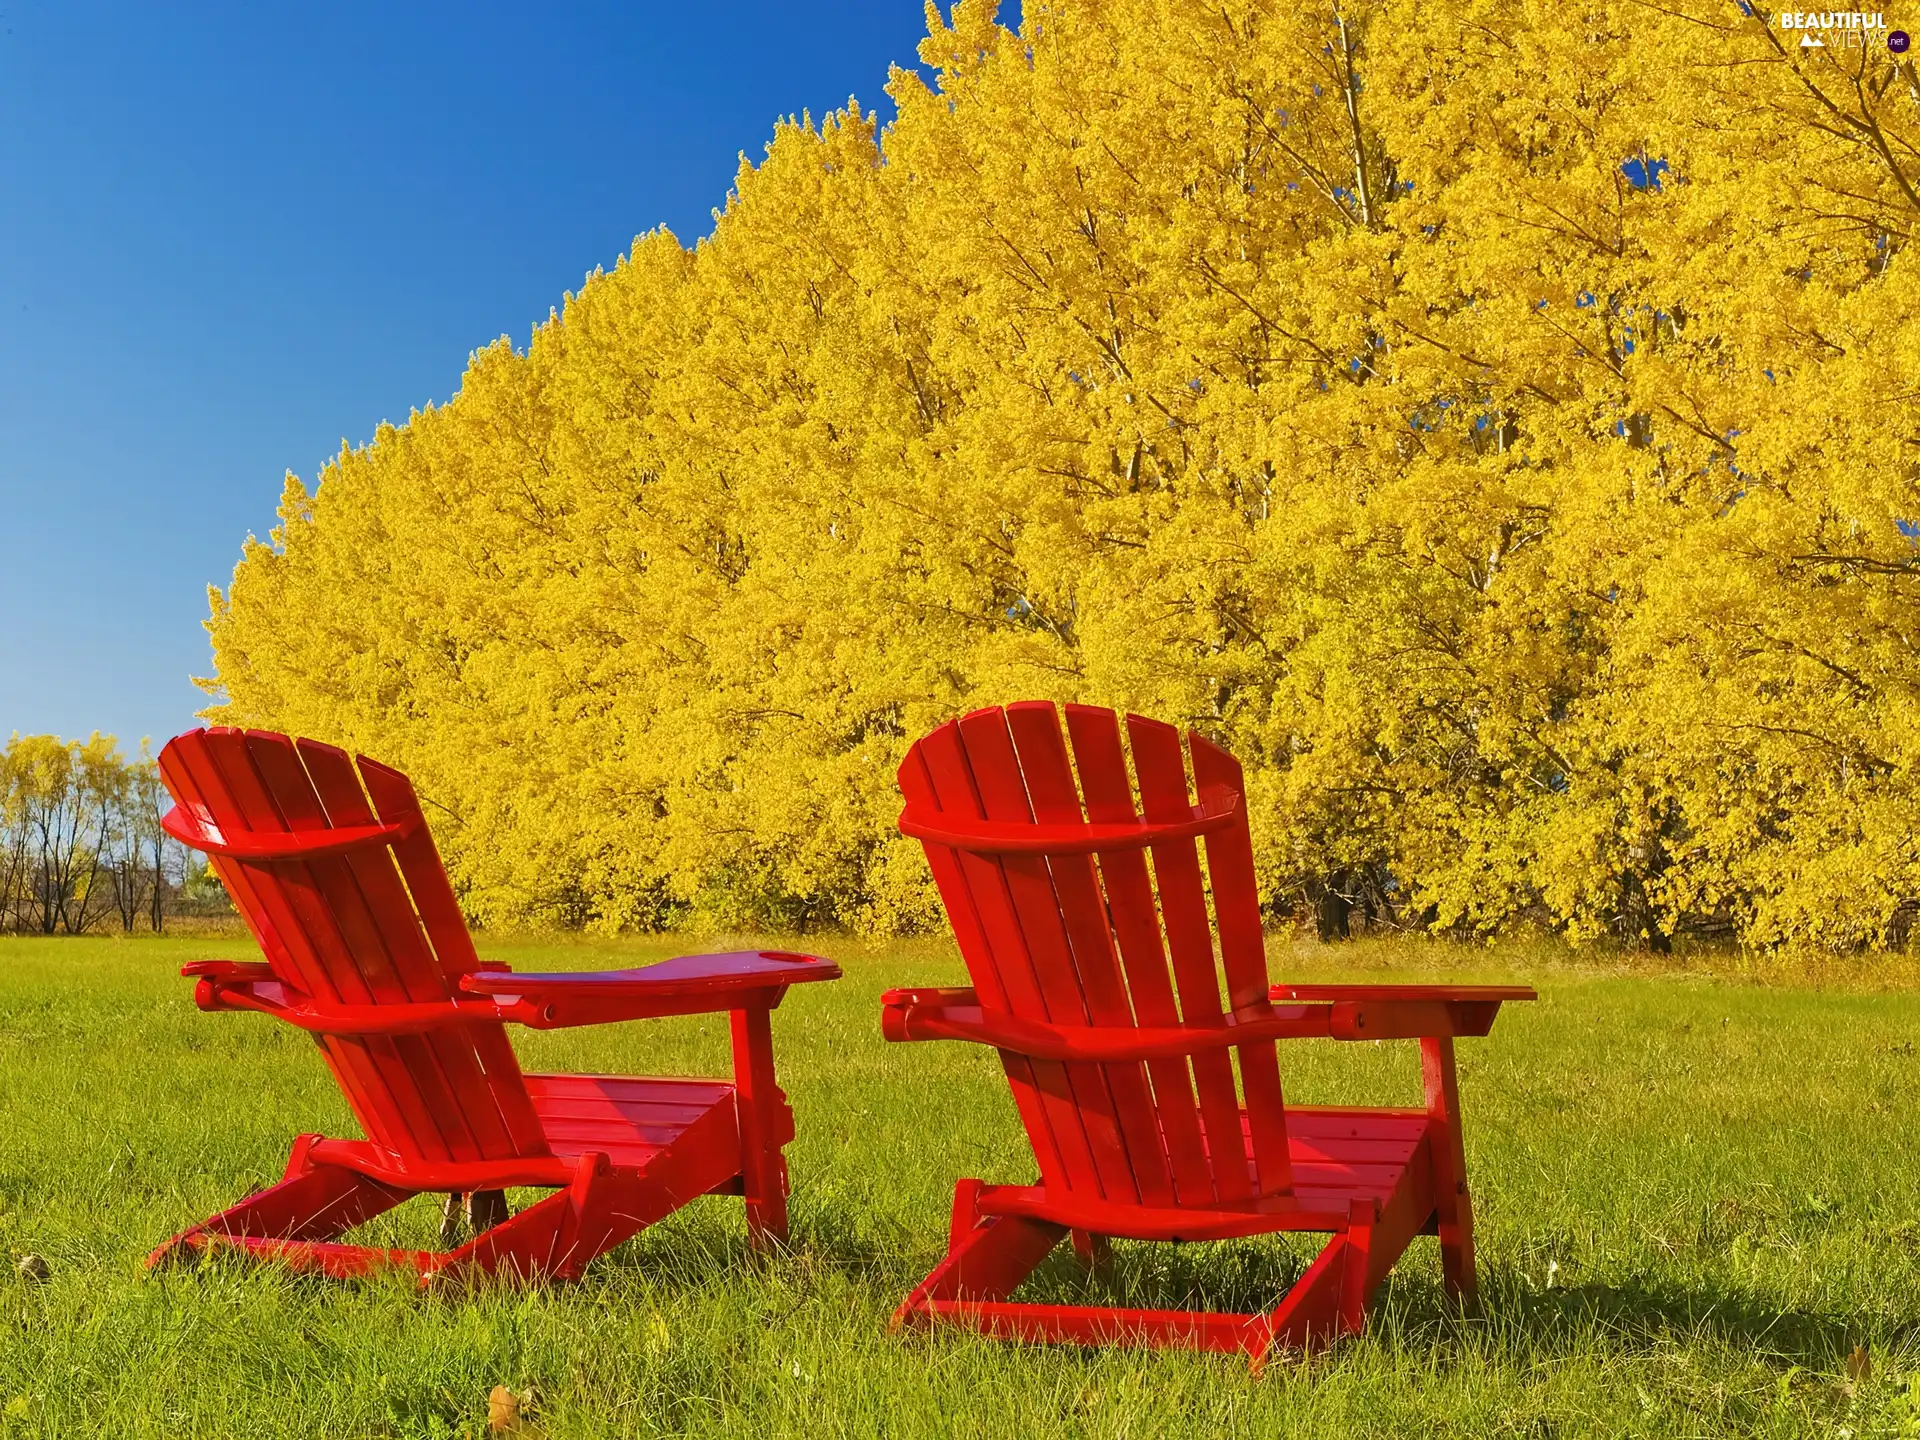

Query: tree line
(0, 734), (220, 935)
(199, 0), (1920, 951)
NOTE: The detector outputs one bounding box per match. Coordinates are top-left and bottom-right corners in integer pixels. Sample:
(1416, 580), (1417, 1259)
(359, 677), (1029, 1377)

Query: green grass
(5, 932), (1920, 1437)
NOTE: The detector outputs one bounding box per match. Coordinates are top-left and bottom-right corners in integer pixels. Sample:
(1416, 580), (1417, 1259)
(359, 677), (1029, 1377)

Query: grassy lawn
(4, 932), (1920, 1437)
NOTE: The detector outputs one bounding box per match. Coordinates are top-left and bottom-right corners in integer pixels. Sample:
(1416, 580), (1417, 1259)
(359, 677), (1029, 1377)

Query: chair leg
(895, 1180), (1066, 1325)
(147, 1134), (411, 1268)
(1422, 1035), (1477, 1301)
(1070, 1229), (1111, 1270)
(904, 1170), (1445, 1371)
(468, 1189), (511, 1233)
(426, 1100), (748, 1285)
(1249, 1151), (1441, 1371)
(1339, 1201), (1376, 1332)
(440, 1189), (513, 1246)
(1250, 1226), (1364, 1368)
(730, 1003), (791, 1250)
(425, 1154), (606, 1282)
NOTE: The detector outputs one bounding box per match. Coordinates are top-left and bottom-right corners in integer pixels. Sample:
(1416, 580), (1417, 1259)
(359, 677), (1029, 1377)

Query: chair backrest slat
(1191, 733), (1293, 1194)
(242, 733), (483, 1166)
(1009, 705), (1179, 1207)
(926, 715), (1114, 1198)
(1127, 715), (1254, 1203)
(165, 729), (424, 1160)
(159, 728), (551, 1171)
(295, 738), (545, 1159)
(984, 706), (1150, 1205)
(360, 750), (548, 1156)
(899, 732), (1079, 1193)
(904, 703), (1294, 1213)
(1061, 705), (1214, 1205)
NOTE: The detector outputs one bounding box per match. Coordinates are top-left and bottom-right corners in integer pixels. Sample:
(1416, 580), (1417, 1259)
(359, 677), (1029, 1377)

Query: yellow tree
(205, 0), (1920, 950)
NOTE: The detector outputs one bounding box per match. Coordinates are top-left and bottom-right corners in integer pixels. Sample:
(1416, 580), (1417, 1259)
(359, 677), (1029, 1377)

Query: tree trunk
(1314, 871), (1353, 942)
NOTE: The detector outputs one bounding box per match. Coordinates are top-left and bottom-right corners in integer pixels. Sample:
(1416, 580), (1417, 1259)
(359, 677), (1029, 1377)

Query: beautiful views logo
(1775, 9), (1908, 47)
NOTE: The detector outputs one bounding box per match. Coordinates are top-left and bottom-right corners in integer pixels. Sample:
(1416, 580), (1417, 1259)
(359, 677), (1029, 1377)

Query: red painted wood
(160, 806), (412, 858)
(462, 951), (838, 1005)
(1422, 1036), (1476, 1299)
(177, 1234), (439, 1280)
(954, 708), (1132, 1202)
(887, 701), (1532, 1365)
(1004, 703), (1170, 1209)
(241, 729), (497, 1167)
(731, 1004), (791, 1248)
(919, 1297), (1258, 1354)
(894, 1207), (1068, 1316)
(899, 735), (1072, 1197)
(1127, 714), (1250, 1203)
(1189, 732), (1293, 1196)
(1331, 999), (1506, 1039)
(1070, 1229), (1111, 1269)
(165, 730), (424, 1163)
(1250, 1228), (1359, 1366)
(907, 720), (1085, 1196)
(298, 736), (539, 1158)
(880, 994), (1334, 1059)
(151, 727), (837, 1284)
(1274, 984), (1539, 1003)
(896, 793), (1239, 853)
(1063, 705), (1213, 1205)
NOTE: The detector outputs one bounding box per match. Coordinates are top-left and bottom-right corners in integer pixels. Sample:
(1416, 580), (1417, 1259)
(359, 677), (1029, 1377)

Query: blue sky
(0, 0), (949, 750)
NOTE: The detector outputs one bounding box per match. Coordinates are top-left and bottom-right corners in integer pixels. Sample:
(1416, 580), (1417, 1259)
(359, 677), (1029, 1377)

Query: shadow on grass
(731, 1220), (1918, 1375)
(1450, 1264), (1915, 1370)
(146, 1199), (1916, 1382)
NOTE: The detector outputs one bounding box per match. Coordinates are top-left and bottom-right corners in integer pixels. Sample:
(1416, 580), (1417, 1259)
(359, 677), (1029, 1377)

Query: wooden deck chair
(151, 726), (839, 1283)
(883, 702), (1532, 1367)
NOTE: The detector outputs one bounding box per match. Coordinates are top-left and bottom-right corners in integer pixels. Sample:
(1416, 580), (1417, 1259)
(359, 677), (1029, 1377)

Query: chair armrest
(183, 961), (296, 1018)
(1268, 983), (1536, 1041)
(881, 993), (1334, 1060)
(460, 950), (841, 1029)
(181, 959), (278, 982)
(879, 986), (980, 1008)
(185, 968), (516, 1035)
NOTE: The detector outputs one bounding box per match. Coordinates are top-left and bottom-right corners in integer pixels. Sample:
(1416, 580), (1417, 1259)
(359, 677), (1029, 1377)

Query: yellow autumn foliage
(204, 0), (1920, 949)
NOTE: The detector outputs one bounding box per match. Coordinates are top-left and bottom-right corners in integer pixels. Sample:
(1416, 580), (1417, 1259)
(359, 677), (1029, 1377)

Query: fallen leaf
(487, 1385), (521, 1433)
(488, 1385), (542, 1437)
(1847, 1343), (1872, 1382)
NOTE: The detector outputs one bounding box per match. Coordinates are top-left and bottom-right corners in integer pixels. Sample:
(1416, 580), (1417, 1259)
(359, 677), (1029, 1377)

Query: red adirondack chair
(152, 726), (839, 1283)
(884, 702), (1533, 1367)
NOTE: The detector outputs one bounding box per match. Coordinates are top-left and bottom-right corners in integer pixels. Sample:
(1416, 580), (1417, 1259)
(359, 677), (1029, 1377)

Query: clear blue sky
(0, 0), (953, 750)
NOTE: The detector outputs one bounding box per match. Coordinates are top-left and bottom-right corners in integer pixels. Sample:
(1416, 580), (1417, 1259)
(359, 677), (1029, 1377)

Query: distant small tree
(133, 753), (178, 933)
(0, 732), (186, 935)
(103, 748), (177, 932)
(0, 741), (27, 931)
(105, 758), (144, 932)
